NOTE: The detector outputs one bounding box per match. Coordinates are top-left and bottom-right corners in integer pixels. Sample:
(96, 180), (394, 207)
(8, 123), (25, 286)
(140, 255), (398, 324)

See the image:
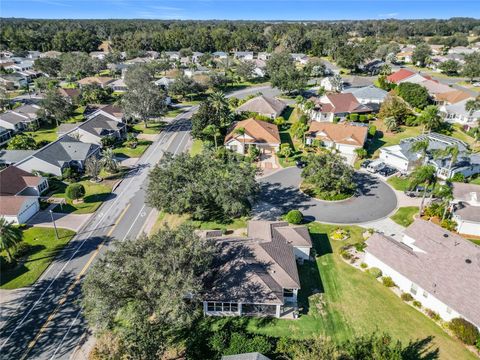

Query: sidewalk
(27, 210), (92, 232)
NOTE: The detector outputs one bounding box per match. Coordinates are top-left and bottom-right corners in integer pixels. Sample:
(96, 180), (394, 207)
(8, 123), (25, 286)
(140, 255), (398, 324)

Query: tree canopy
(266, 52), (306, 94)
(147, 150), (259, 221)
(396, 82), (430, 109)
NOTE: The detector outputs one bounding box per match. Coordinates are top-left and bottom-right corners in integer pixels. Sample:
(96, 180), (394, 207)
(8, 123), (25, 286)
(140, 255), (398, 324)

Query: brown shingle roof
(313, 93), (371, 114)
(77, 76), (114, 86)
(0, 196), (32, 216)
(224, 119), (280, 145)
(452, 182), (480, 202)
(307, 122), (368, 146)
(0, 166), (42, 196)
(58, 87), (80, 99)
(435, 90), (472, 104)
(236, 95), (286, 117)
(366, 219), (480, 327)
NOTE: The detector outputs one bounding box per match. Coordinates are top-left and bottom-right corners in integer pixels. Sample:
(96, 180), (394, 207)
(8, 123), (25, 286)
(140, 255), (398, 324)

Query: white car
(366, 160), (385, 173)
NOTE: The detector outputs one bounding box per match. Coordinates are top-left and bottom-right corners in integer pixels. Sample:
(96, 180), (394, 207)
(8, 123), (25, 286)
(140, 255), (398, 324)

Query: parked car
(378, 166), (397, 177)
(296, 159), (306, 168)
(360, 159), (372, 169)
(366, 160), (385, 173)
(405, 186), (434, 198)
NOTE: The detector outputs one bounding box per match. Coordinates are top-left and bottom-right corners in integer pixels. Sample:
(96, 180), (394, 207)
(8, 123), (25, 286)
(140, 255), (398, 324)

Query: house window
(230, 303), (238, 312)
(423, 291), (428, 298)
(410, 283), (418, 295)
(214, 303), (222, 311)
(207, 302), (214, 311)
(283, 289), (294, 298)
(230, 145), (237, 152)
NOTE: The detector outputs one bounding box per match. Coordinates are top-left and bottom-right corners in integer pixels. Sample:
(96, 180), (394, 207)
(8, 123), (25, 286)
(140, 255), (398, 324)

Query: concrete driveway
(254, 167), (398, 224)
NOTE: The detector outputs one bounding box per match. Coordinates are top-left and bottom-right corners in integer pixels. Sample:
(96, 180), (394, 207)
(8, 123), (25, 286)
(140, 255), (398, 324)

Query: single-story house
(213, 51), (228, 59)
(343, 85), (388, 106)
(236, 95), (286, 119)
(396, 50), (414, 63)
(233, 51), (254, 61)
(379, 132), (480, 180)
(442, 98), (480, 128)
(451, 183), (480, 237)
(0, 166), (48, 224)
(0, 126), (12, 145)
(359, 59), (385, 75)
(154, 76), (175, 89)
(342, 76), (374, 89)
(364, 219), (480, 329)
(386, 69), (417, 84)
(224, 118), (281, 155)
(58, 87), (81, 103)
(290, 53), (309, 64)
(192, 52), (204, 63)
(419, 79), (452, 96)
(306, 122), (368, 156)
(89, 51), (106, 60)
(40, 51), (62, 59)
(77, 76), (114, 89)
(308, 93), (372, 122)
(0, 73), (28, 90)
(5, 60), (34, 72)
(448, 46), (477, 55)
(16, 135), (101, 176)
(434, 90), (472, 106)
(0, 150), (37, 166)
(0, 104), (41, 132)
(163, 51), (180, 61)
(108, 78), (128, 92)
(202, 220), (311, 318)
(257, 52), (271, 61)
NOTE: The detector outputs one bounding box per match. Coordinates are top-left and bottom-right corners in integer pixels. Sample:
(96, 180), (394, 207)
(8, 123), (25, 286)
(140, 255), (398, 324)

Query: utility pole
(49, 210), (59, 239)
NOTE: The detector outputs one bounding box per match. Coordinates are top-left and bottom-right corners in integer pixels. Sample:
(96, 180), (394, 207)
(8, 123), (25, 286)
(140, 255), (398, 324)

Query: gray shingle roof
(78, 113), (125, 137)
(343, 85), (388, 101)
(366, 219), (480, 327)
(0, 150), (36, 165)
(0, 111), (29, 125)
(454, 202), (480, 222)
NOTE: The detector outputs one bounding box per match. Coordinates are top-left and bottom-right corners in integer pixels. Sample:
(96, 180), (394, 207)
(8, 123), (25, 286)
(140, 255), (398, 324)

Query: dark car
(296, 159), (306, 168)
(360, 160), (372, 169)
(378, 166), (397, 177)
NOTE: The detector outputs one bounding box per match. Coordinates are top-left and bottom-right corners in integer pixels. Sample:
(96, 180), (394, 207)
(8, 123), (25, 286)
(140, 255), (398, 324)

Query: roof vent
(443, 233), (449, 238)
(465, 259), (472, 264)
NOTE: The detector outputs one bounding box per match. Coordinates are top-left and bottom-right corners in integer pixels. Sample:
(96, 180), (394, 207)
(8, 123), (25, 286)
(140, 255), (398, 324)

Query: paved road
(255, 167), (398, 224)
(0, 84), (276, 360)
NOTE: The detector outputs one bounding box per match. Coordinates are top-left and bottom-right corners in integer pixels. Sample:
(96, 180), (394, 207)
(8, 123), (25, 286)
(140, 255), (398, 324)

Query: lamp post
(49, 210), (59, 239)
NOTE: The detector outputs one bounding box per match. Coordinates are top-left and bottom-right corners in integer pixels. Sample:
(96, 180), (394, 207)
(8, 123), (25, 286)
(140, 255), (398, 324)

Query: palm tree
(202, 124), (221, 149)
(234, 127), (246, 154)
(101, 147), (118, 173)
(435, 144), (459, 178)
(209, 91), (232, 128)
(0, 218), (23, 263)
(465, 97), (480, 116)
(436, 184), (454, 221)
(418, 105), (442, 133)
(409, 165), (437, 214)
(409, 139), (430, 163)
(384, 116), (397, 132)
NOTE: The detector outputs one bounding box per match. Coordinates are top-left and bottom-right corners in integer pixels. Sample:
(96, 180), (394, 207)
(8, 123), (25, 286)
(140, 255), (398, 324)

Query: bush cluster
(382, 276), (396, 287)
(425, 309), (441, 322)
(401, 293), (414, 302)
(368, 267), (382, 278)
(285, 210), (303, 224)
(413, 300), (422, 308)
(449, 318), (480, 345)
(66, 183), (86, 200)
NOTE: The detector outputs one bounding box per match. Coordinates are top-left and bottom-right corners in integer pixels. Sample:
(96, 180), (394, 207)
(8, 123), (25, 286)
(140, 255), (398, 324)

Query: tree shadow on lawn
(402, 335), (440, 360)
(0, 245), (45, 286)
(366, 132), (386, 156)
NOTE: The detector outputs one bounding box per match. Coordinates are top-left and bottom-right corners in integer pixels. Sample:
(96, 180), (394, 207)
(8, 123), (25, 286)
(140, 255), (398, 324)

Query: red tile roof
(315, 93), (371, 114)
(387, 69), (416, 83)
(224, 118), (280, 145)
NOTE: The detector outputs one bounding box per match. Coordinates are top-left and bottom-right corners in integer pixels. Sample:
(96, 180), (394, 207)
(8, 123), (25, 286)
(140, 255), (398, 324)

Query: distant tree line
(1, 18), (479, 54)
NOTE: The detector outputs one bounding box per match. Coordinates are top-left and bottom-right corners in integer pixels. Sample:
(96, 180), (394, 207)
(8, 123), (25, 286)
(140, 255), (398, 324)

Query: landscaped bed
(0, 226), (76, 289)
(239, 222), (475, 359)
(390, 206), (419, 227)
(300, 181), (354, 201)
(51, 180), (112, 214)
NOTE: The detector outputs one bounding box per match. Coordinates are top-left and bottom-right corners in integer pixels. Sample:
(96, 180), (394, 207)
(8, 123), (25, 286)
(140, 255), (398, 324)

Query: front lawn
(25, 123), (58, 144)
(52, 180), (112, 214)
(132, 122), (165, 135)
(367, 120), (422, 157)
(242, 222), (475, 359)
(113, 140), (153, 158)
(0, 227), (76, 289)
(390, 206), (419, 227)
(387, 175), (411, 191)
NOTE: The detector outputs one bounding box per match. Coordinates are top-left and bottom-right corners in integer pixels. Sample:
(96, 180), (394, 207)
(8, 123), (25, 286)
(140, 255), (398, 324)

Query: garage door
(18, 200), (40, 224)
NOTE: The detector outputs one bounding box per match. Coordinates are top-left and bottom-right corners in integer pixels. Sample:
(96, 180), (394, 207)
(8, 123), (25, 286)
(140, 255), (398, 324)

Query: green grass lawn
(387, 176), (411, 191)
(113, 140), (153, 158)
(132, 122), (165, 134)
(470, 177), (480, 185)
(468, 239), (480, 246)
(241, 222), (475, 359)
(390, 206), (419, 227)
(25, 123), (59, 144)
(1, 227), (76, 289)
(367, 120), (423, 157)
(190, 139), (204, 156)
(164, 107), (187, 118)
(52, 180), (112, 214)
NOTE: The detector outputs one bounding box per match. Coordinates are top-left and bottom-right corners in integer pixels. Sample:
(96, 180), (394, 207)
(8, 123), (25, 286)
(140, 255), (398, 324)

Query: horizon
(1, 0), (479, 21)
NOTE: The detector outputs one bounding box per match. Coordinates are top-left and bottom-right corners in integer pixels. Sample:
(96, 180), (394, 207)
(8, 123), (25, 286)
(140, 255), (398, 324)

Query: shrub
(449, 318), (480, 345)
(382, 276), (396, 287)
(298, 115), (308, 125)
(66, 183), (86, 201)
(425, 309), (441, 321)
(405, 115), (418, 126)
(349, 113), (359, 121)
(440, 219), (457, 231)
(340, 250), (352, 260)
(368, 267), (382, 278)
(360, 262), (368, 269)
(368, 125), (377, 137)
(330, 228), (350, 241)
(401, 293), (414, 302)
(451, 173), (465, 182)
(285, 210), (303, 224)
(359, 114), (367, 122)
(355, 148), (367, 159)
(333, 116), (340, 123)
(354, 242), (366, 252)
(413, 300), (422, 308)
(14, 242), (31, 259)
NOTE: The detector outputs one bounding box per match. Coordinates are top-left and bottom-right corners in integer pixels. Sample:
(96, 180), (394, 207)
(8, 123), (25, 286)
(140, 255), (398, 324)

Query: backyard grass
(390, 206), (419, 227)
(164, 107), (187, 118)
(132, 122), (165, 134)
(367, 120), (423, 157)
(0, 227), (76, 289)
(387, 175), (411, 191)
(52, 180), (112, 214)
(190, 139), (204, 156)
(241, 222), (475, 359)
(470, 177), (480, 185)
(25, 123), (58, 144)
(113, 140), (152, 158)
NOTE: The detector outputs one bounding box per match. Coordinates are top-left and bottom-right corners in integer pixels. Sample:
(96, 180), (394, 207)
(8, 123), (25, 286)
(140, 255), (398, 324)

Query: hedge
(449, 318), (480, 345)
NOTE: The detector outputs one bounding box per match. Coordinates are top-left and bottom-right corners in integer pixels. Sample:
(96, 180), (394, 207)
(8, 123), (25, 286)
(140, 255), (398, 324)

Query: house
(0, 104), (41, 132)
(308, 93), (372, 122)
(233, 51), (254, 61)
(89, 51), (106, 60)
(386, 69), (416, 84)
(58, 87), (81, 103)
(306, 122), (368, 156)
(0, 73), (28, 90)
(235, 95), (286, 119)
(343, 85), (388, 108)
(108, 78), (128, 92)
(154, 76), (175, 89)
(379, 132), (480, 179)
(290, 53), (309, 64)
(419, 79), (452, 96)
(448, 46), (477, 55)
(222, 353), (271, 360)
(451, 183), (480, 237)
(93, 104), (124, 121)
(364, 219), (480, 329)
(342, 75), (374, 89)
(5, 60), (34, 72)
(16, 135), (100, 176)
(77, 76), (114, 89)
(320, 76), (342, 92)
(224, 118), (281, 155)
(163, 51), (180, 61)
(202, 220), (311, 318)
(396, 46), (415, 63)
(442, 98), (480, 128)
(0, 166), (48, 224)
(213, 51), (228, 59)
(0, 150), (37, 166)
(429, 44), (445, 55)
(65, 111), (127, 146)
(359, 59), (385, 75)
(434, 90), (471, 106)
(40, 51), (62, 59)
(0, 127), (12, 145)
(257, 52), (271, 61)
(192, 52), (204, 63)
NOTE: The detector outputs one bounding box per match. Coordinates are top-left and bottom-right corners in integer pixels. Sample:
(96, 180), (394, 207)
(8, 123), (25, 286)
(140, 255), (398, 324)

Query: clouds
(378, 12), (399, 18)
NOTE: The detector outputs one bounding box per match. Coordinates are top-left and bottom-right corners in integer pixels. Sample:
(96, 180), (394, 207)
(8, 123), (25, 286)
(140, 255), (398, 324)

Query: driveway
(27, 210), (92, 232)
(254, 167), (398, 224)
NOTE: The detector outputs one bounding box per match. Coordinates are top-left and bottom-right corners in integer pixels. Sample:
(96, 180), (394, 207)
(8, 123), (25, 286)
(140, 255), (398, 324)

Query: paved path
(255, 167), (398, 224)
(360, 218), (406, 241)
(27, 211), (92, 232)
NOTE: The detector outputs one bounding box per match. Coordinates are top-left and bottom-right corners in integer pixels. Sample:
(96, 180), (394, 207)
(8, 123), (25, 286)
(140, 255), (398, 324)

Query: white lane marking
(49, 310), (81, 360)
(0, 117), (187, 348)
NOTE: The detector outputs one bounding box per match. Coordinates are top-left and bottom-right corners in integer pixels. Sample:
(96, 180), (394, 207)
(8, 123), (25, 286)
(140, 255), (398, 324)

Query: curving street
(255, 167), (398, 224)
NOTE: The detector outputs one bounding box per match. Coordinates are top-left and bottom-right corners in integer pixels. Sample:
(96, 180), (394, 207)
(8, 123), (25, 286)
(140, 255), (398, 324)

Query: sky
(1, 0), (479, 20)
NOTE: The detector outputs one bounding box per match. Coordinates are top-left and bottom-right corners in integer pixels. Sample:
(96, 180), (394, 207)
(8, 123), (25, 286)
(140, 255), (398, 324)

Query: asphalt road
(255, 167), (398, 224)
(0, 85), (277, 360)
